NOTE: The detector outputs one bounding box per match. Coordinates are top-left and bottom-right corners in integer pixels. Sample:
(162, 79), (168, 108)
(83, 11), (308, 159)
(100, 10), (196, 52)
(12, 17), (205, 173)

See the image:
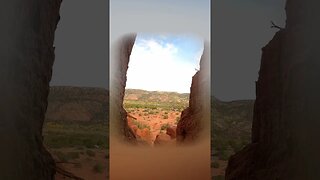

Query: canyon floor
(124, 89), (189, 146)
(126, 108), (181, 145)
(43, 86), (253, 179)
(43, 121), (108, 180)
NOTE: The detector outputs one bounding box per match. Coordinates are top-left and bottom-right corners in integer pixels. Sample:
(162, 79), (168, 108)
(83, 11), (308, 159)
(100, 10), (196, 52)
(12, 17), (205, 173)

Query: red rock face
(226, 0), (320, 179)
(111, 34), (137, 143)
(154, 133), (175, 146)
(176, 43), (210, 143)
(166, 126), (177, 139)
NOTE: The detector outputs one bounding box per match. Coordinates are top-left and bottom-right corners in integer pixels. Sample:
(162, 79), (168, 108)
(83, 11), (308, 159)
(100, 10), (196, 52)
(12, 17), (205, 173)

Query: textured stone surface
(166, 126), (177, 139)
(176, 42), (210, 143)
(226, 0), (320, 179)
(154, 133), (174, 146)
(110, 34), (137, 143)
(0, 0), (62, 179)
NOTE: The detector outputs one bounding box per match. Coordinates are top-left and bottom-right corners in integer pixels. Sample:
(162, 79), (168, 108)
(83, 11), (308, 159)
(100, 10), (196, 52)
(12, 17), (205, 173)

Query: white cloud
(126, 38), (201, 93)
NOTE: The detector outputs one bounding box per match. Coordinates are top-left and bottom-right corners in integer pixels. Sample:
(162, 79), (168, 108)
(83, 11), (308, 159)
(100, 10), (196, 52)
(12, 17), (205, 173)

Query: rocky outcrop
(176, 42), (210, 143)
(226, 0), (320, 179)
(0, 0), (62, 179)
(110, 34), (137, 143)
(154, 133), (174, 146)
(166, 126), (177, 139)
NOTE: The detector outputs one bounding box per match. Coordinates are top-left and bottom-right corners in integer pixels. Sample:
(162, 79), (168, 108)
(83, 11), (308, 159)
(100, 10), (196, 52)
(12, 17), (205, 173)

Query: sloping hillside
(46, 86), (109, 122)
(211, 97), (254, 179)
(212, 97), (254, 160)
(43, 86), (109, 179)
(124, 89), (189, 111)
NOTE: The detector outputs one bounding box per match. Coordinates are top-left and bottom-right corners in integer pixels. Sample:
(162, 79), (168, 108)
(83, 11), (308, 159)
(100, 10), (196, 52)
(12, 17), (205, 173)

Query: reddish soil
(127, 108), (180, 145)
(49, 148), (108, 180)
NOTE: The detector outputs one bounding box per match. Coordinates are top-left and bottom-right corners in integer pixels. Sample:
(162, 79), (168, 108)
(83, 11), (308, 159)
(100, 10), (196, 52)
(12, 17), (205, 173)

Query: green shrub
(229, 139), (244, 152)
(161, 123), (170, 130)
(66, 151), (80, 160)
(55, 151), (69, 162)
(43, 121), (108, 149)
(211, 161), (220, 168)
(86, 150), (96, 157)
(83, 139), (95, 149)
(213, 175), (225, 180)
(74, 163), (82, 168)
(219, 150), (231, 161)
(132, 119), (150, 130)
(93, 163), (104, 173)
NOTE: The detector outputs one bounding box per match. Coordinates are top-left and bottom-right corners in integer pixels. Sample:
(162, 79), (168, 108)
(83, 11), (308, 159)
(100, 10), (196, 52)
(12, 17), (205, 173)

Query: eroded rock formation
(226, 0), (320, 179)
(0, 0), (62, 179)
(113, 37), (210, 146)
(176, 42), (210, 143)
(110, 34), (137, 143)
(154, 133), (175, 146)
(166, 126), (177, 139)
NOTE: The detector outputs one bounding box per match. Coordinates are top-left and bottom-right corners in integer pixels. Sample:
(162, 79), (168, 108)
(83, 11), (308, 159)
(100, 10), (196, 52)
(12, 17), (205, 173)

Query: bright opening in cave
(123, 33), (204, 146)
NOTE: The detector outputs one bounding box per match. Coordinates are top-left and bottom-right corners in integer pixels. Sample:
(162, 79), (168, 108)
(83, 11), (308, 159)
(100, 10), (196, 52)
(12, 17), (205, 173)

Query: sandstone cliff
(176, 42), (210, 143)
(0, 0), (62, 179)
(226, 0), (320, 179)
(110, 34), (137, 143)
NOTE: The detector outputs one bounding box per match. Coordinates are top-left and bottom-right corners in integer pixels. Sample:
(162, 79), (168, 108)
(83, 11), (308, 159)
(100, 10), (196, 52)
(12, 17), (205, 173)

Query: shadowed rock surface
(226, 0), (320, 179)
(166, 126), (177, 139)
(154, 133), (175, 146)
(110, 34), (137, 143)
(211, 97), (254, 160)
(176, 42), (210, 143)
(0, 0), (62, 179)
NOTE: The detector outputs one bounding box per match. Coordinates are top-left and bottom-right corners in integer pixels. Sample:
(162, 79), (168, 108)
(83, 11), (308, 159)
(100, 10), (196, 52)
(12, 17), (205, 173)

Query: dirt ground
(127, 108), (180, 145)
(49, 148), (108, 180)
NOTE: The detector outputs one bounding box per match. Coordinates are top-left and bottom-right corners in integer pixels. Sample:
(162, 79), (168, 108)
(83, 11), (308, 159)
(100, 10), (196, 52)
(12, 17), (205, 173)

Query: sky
(50, 0), (287, 101)
(50, 0), (109, 88)
(110, 0), (210, 44)
(126, 33), (203, 93)
(212, 0), (287, 101)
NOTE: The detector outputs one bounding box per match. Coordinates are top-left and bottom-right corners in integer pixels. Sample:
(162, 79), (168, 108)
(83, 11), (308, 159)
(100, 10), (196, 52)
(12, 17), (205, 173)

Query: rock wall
(176, 42), (210, 143)
(110, 34), (137, 143)
(0, 0), (62, 179)
(226, 0), (320, 179)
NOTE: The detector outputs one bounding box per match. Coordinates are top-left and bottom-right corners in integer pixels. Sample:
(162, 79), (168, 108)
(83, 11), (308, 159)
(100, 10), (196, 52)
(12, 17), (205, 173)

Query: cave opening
(123, 33), (204, 146)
